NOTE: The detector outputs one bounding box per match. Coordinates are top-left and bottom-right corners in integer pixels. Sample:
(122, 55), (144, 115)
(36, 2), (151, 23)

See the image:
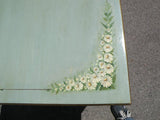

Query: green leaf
(101, 22), (108, 29)
(50, 83), (54, 88)
(109, 84), (116, 89)
(96, 83), (101, 90)
(112, 74), (116, 83)
(107, 11), (112, 17)
(109, 22), (114, 28)
(56, 89), (59, 94)
(104, 31), (112, 35)
(108, 16), (114, 23)
(103, 17), (108, 22)
(105, 3), (111, 11)
(50, 88), (55, 93)
(105, 11), (112, 17)
(90, 67), (94, 73)
(73, 76), (76, 81)
(100, 87), (109, 90)
(104, 12), (108, 17)
(55, 83), (59, 87)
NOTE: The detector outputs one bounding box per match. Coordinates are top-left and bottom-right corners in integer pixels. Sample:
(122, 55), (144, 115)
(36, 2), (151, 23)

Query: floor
(0, 0), (160, 120)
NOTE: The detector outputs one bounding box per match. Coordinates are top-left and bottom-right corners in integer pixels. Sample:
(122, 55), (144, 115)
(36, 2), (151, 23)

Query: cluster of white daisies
(51, 33), (115, 94)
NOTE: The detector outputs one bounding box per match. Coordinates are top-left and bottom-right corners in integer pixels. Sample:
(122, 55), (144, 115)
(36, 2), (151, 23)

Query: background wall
(82, 0), (160, 120)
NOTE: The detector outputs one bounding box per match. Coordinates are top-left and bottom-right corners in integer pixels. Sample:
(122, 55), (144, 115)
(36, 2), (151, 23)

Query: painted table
(0, 0), (130, 105)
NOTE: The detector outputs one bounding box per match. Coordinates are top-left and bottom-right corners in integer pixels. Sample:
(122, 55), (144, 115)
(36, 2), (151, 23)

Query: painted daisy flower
(98, 70), (106, 77)
(85, 73), (91, 79)
(58, 87), (63, 92)
(93, 67), (99, 73)
(65, 85), (72, 91)
(58, 83), (65, 91)
(104, 35), (112, 43)
(74, 82), (83, 91)
(100, 75), (112, 88)
(91, 74), (101, 83)
(58, 83), (65, 87)
(80, 76), (87, 83)
(69, 79), (75, 86)
(103, 44), (113, 53)
(99, 47), (104, 52)
(99, 61), (105, 69)
(86, 80), (97, 90)
(100, 40), (105, 46)
(104, 53), (113, 63)
(75, 77), (79, 82)
(58, 83), (62, 86)
(104, 64), (114, 74)
(97, 54), (103, 60)
(106, 28), (111, 33)
(54, 88), (58, 92)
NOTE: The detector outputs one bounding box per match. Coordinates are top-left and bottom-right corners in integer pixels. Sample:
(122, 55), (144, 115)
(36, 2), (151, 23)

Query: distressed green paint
(0, 0), (130, 104)
(48, 1), (117, 94)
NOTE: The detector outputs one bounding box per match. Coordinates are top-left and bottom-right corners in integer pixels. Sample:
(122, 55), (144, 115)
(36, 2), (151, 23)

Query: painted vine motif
(48, 1), (116, 94)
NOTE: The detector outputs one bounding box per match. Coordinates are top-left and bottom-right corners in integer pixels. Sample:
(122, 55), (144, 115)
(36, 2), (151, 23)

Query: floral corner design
(48, 1), (117, 94)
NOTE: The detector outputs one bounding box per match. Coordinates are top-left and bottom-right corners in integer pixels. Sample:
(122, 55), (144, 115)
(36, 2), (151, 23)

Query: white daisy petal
(99, 61), (105, 69)
(104, 64), (114, 74)
(104, 35), (112, 43)
(103, 44), (113, 52)
(86, 80), (97, 90)
(97, 54), (103, 60)
(91, 74), (101, 83)
(100, 75), (112, 88)
(65, 85), (72, 91)
(74, 82), (83, 91)
(75, 78), (79, 81)
(98, 70), (106, 77)
(100, 40), (105, 46)
(69, 79), (75, 86)
(80, 76), (87, 83)
(93, 67), (99, 73)
(104, 53), (113, 63)
(85, 73), (91, 79)
(55, 88), (58, 92)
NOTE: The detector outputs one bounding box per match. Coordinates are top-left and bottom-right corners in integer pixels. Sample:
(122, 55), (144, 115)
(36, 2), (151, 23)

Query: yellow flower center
(106, 36), (110, 39)
(106, 55), (109, 59)
(101, 63), (104, 66)
(76, 84), (79, 88)
(67, 86), (70, 89)
(107, 66), (110, 69)
(106, 45), (110, 49)
(104, 78), (108, 81)
(88, 82), (92, 87)
(100, 71), (103, 74)
(93, 75), (97, 78)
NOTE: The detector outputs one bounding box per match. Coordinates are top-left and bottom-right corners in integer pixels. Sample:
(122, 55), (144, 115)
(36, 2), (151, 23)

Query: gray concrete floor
(82, 0), (160, 120)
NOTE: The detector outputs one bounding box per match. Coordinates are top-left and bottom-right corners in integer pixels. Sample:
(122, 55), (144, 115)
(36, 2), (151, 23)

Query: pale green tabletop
(0, 0), (130, 104)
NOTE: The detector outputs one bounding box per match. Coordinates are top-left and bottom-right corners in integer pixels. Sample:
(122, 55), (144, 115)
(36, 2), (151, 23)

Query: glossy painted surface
(0, 0), (130, 104)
